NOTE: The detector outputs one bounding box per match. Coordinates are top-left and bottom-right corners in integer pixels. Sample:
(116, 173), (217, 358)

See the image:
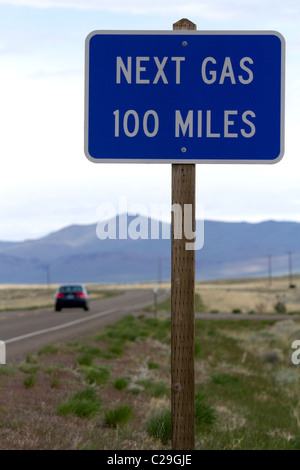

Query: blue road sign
(85, 31), (285, 163)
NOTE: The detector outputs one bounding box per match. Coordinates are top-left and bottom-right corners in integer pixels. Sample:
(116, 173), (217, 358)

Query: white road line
(5, 308), (116, 344)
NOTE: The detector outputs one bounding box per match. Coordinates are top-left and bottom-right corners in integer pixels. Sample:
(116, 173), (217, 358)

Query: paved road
(1, 289), (168, 363)
(1, 289), (299, 363)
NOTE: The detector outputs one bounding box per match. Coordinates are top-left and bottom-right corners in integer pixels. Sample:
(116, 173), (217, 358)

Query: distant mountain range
(0, 216), (299, 284)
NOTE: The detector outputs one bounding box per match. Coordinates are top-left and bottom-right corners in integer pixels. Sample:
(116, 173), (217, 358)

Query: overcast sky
(0, 0), (299, 241)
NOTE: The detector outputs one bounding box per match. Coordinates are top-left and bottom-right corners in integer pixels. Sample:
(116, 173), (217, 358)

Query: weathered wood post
(171, 17), (196, 451)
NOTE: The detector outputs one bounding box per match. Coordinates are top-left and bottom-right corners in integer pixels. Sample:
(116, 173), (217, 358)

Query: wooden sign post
(85, 21), (284, 451)
(171, 18), (196, 451)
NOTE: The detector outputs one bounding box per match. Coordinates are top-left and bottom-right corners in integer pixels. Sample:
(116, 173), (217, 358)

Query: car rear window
(59, 285), (83, 294)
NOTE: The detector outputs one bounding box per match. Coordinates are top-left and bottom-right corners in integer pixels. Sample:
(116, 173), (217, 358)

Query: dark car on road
(55, 284), (89, 311)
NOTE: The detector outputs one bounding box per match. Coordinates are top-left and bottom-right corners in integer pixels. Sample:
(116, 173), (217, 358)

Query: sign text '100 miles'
(113, 55), (256, 140)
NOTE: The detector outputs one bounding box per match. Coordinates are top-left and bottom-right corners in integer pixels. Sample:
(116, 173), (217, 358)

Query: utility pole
(153, 283), (158, 317)
(46, 264), (51, 290)
(288, 251), (295, 288)
(158, 257), (162, 288)
(268, 254), (272, 287)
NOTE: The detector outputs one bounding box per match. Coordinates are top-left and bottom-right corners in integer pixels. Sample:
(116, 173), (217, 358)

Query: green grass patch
(113, 377), (129, 391)
(105, 315), (151, 342)
(147, 361), (159, 370)
(194, 340), (202, 358)
(76, 353), (94, 366)
(146, 394), (217, 445)
(146, 409), (172, 445)
(18, 363), (40, 374)
(128, 386), (142, 395)
(144, 293), (206, 313)
(195, 392), (218, 428)
(92, 315), (170, 360)
(26, 354), (39, 364)
(0, 365), (15, 376)
(136, 379), (169, 398)
(98, 315), (171, 347)
(104, 404), (133, 428)
(79, 364), (110, 385)
(191, 318), (300, 449)
(50, 374), (61, 389)
(38, 344), (60, 355)
(57, 388), (102, 419)
(211, 372), (240, 386)
(78, 344), (103, 357)
(4, 311), (299, 450)
(44, 364), (64, 375)
(66, 339), (80, 347)
(24, 374), (37, 388)
(102, 341), (125, 359)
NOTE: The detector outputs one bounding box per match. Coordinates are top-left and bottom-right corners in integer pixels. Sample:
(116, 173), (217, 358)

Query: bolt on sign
(85, 30), (285, 164)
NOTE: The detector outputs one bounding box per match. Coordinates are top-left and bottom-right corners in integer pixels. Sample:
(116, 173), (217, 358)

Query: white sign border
(84, 30), (285, 165)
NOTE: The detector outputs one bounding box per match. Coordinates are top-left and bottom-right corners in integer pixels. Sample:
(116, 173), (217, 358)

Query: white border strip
(0, 340), (5, 364)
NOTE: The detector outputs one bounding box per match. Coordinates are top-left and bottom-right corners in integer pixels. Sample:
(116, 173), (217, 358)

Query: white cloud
(0, 0), (299, 240)
(1, 0), (299, 22)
